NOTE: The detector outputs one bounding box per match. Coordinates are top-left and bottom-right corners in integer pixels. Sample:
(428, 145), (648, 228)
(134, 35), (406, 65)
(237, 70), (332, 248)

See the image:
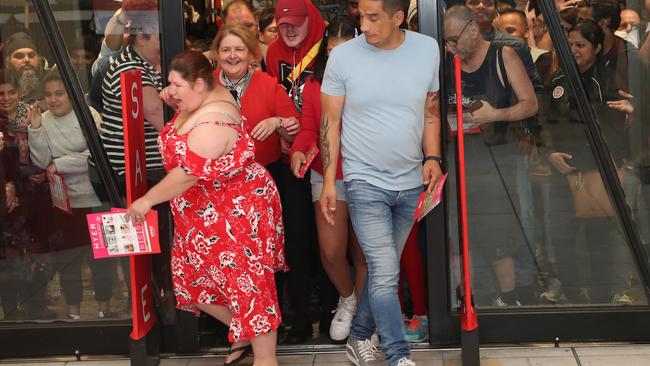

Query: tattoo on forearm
(425, 91), (441, 124)
(320, 116), (331, 170)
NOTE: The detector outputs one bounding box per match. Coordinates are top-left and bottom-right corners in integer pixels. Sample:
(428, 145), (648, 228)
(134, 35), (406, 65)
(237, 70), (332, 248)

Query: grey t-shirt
(321, 30), (440, 190)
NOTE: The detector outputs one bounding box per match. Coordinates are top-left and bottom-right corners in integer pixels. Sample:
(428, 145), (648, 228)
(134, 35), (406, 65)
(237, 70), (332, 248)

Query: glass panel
(0, 0), (164, 322)
(444, 0), (648, 309)
(620, 1), (650, 288)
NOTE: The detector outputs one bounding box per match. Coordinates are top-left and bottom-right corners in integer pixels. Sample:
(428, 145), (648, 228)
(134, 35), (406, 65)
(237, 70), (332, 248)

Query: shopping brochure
(48, 173), (72, 214)
(86, 209), (160, 259)
(414, 173), (448, 222)
(447, 112), (481, 135)
(298, 142), (319, 178)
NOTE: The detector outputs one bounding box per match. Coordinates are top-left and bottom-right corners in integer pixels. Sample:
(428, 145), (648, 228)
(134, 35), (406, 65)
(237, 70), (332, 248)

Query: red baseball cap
(275, 0), (308, 26)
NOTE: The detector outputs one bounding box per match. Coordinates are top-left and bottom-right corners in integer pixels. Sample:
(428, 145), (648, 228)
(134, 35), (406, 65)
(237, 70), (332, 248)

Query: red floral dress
(159, 116), (286, 342)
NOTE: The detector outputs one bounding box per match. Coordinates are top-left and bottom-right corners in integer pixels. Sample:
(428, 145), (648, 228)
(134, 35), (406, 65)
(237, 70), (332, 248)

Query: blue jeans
(345, 180), (421, 366)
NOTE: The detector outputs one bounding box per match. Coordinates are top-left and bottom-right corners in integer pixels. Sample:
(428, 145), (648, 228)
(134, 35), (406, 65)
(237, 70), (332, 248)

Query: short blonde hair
(211, 24), (262, 62)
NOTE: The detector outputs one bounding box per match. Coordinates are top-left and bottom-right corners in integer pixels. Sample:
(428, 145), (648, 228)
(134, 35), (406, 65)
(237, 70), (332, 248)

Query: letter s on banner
(131, 82), (140, 119)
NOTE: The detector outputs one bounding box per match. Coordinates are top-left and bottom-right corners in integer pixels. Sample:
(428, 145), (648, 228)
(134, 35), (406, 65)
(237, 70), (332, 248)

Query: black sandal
(224, 343), (252, 366)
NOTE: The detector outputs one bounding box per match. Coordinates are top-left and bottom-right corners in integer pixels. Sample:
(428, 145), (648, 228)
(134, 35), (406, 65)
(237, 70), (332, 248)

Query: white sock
(342, 290), (356, 303)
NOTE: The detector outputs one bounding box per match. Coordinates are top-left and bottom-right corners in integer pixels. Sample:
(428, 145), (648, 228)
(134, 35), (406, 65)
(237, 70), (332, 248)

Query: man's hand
(423, 160), (443, 193)
(0, 132), (5, 152)
(557, 0), (583, 11)
(290, 151), (306, 177)
(465, 100), (498, 126)
(319, 182), (337, 226)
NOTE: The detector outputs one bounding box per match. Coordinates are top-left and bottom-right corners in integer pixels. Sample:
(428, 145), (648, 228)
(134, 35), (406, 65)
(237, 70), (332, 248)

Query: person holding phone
(444, 6), (538, 307)
(544, 19), (634, 305)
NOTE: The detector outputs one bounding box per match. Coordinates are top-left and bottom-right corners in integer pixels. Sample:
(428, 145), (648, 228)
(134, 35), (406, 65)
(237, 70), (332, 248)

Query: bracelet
(424, 155), (442, 163)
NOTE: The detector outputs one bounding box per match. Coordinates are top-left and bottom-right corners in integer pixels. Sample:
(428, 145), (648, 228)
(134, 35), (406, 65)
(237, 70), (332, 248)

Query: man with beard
(3, 32), (44, 104)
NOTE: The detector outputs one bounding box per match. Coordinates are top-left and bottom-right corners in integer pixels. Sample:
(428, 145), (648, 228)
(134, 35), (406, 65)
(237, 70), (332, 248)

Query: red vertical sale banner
(121, 69), (157, 340)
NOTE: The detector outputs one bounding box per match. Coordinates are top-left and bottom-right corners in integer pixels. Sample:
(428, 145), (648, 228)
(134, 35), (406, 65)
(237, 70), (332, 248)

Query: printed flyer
(86, 209), (160, 259)
(48, 173), (72, 214)
(414, 173), (448, 222)
(299, 142), (320, 178)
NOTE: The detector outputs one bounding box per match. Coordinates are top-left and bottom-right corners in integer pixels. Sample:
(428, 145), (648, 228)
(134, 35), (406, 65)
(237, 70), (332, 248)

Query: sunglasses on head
(12, 51), (37, 60)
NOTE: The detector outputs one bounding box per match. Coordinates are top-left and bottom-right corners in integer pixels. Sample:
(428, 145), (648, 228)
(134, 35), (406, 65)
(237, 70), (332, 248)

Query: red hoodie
(266, 0), (326, 112)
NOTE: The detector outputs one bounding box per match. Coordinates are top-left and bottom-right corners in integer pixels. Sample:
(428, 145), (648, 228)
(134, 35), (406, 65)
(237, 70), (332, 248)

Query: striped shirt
(100, 45), (163, 175)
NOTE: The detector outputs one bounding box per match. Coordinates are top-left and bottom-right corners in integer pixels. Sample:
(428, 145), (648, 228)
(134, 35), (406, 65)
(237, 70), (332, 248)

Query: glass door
(426, 0), (650, 345)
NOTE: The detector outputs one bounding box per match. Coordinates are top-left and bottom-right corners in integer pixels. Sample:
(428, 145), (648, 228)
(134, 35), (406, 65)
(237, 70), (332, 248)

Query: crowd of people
(0, 0), (649, 365)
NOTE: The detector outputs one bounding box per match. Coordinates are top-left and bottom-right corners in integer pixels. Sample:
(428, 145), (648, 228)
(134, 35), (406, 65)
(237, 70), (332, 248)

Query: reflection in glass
(444, 2), (648, 309)
(0, 1), (144, 322)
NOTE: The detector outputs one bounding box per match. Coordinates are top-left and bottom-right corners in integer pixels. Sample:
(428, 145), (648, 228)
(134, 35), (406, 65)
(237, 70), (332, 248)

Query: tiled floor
(2, 345), (650, 366)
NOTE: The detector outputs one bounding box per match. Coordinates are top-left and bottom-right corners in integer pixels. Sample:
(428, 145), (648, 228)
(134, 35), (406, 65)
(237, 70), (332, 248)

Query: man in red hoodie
(266, 0), (331, 344)
(266, 0), (326, 113)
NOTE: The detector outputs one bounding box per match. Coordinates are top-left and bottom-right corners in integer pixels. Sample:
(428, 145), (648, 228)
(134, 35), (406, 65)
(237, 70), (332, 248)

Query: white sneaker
(396, 357), (416, 366)
(330, 296), (357, 340)
(346, 338), (379, 366)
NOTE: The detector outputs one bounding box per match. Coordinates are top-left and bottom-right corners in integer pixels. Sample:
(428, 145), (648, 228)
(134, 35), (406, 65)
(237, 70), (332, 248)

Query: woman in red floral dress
(127, 51), (285, 366)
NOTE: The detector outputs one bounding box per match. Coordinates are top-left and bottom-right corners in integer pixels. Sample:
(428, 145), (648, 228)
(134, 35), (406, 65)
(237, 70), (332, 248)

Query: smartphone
(466, 99), (483, 113)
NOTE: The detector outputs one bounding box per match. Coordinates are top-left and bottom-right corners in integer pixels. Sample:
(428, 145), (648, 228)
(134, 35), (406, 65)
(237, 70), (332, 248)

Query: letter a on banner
(122, 68), (157, 340)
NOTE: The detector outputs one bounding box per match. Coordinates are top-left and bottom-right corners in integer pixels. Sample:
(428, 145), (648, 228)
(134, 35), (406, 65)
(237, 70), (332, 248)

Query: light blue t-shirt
(321, 30), (440, 190)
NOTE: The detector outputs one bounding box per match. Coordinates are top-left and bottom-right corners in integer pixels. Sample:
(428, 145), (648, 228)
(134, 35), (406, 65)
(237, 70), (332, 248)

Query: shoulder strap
(287, 39), (322, 84)
(495, 46), (510, 89)
(203, 98), (240, 110)
(193, 120), (240, 129)
(191, 99), (240, 122)
(185, 120), (241, 136)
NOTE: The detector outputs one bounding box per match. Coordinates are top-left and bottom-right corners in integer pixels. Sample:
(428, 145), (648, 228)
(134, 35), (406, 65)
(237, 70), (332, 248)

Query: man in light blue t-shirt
(319, 0), (442, 365)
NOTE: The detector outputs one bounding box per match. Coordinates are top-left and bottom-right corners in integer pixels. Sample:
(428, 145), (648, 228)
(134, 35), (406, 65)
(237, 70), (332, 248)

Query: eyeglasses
(12, 51), (37, 60)
(466, 0), (495, 7)
(349, 1), (359, 9)
(445, 20), (473, 47)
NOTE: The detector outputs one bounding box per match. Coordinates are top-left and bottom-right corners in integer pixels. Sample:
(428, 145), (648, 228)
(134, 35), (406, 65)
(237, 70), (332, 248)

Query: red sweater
(290, 78), (343, 179)
(215, 69), (299, 167)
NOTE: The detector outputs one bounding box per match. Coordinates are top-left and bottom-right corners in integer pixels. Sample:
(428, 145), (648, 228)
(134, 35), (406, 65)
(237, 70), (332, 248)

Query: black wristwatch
(424, 155), (442, 163)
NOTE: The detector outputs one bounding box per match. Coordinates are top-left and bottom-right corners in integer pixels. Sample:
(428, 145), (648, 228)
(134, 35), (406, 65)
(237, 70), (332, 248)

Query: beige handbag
(567, 169), (624, 218)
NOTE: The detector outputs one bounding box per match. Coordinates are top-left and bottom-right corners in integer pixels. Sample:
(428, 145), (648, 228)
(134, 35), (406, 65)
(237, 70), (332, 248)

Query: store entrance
(3, 0), (650, 360)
